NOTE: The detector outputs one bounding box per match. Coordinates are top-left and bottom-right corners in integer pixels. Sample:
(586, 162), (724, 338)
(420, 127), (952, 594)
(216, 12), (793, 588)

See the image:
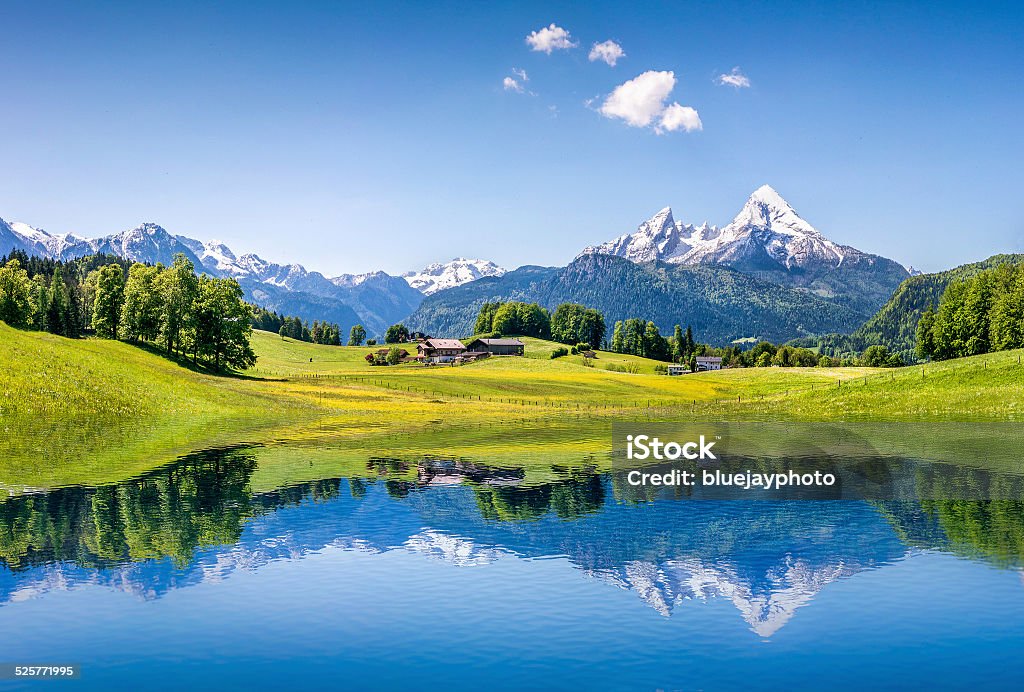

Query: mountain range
(0, 217), (501, 337)
(580, 184), (912, 318)
(2, 185), (917, 343)
(409, 186), (913, 341)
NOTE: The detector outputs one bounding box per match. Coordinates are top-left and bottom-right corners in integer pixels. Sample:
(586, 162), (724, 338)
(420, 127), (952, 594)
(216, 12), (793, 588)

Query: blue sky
(1, 0), (1021, 275)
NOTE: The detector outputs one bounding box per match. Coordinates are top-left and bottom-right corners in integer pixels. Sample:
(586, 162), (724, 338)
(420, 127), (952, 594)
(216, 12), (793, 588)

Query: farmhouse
(667, 356), (724, 375)
(417, 338), (466, 363)
(465, 338), (525, 356)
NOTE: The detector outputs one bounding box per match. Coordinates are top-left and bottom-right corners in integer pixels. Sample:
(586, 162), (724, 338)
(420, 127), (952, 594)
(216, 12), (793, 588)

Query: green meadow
(2, 323), (1023, 490)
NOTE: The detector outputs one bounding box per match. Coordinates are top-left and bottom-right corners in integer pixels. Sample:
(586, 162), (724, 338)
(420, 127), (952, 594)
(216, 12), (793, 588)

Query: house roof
(471, 338), (525, 346)
(423, 338), (466, 350)
(696, 356), (723, 362)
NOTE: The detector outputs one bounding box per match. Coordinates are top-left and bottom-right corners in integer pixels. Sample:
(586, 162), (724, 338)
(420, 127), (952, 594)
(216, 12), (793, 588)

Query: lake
(2, 436), (1024, 690)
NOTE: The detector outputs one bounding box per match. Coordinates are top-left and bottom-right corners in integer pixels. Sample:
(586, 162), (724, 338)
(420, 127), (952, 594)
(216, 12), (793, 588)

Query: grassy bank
(2, 324), (1023, 489)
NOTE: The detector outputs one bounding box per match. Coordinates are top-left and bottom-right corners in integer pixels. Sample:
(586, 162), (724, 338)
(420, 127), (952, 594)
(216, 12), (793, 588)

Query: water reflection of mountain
(2, 447), (1023, 636)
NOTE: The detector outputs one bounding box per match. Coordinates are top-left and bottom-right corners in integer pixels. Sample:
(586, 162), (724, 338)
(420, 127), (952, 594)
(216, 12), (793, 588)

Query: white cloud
(717, 67), (751, 88)
(589, 40), (625, 67)
(525, 23), (577, 53)
(503, 68), (531, 94)
(503, 76), (524, 93)
(599, 70), (702, 135)
(599, 70), (676, 127)
(659, 103), (703, 133)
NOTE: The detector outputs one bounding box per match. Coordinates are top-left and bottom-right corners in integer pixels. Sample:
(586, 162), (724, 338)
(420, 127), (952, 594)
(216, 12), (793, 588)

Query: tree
(474, 302), (501, 334)
(989, 267), (1024, 351)
(384, 323), (410, 343)
(915, 306), (936, 360)
(192, 276), (256, 371)
(157, 254), (199, 355)
(550, 303), (605, 347)
(121, 263), (163, 342)
(0, 259), (34, 328)
(491, 302), (550, 338)
(348, 324), (366, 346)
(386, 346), (402, 365)
(46, 265), (74, 337)
(684, 325), (695, 357)
(92, 263), (125, 339)
(611, 321), (624, 353)
(643, 321), (670, 361)
(673, 325), (684, 362)
(861, 344), (893, 367)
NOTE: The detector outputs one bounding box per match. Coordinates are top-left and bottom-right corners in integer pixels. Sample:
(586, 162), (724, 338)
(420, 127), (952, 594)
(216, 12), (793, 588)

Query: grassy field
(2, 324), (1023, 489)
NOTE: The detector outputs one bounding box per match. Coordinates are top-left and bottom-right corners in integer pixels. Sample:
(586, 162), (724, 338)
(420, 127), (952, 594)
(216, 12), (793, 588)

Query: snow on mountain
(580, 185), (900, 274)
(592, 554), (860, 637)
(1, 218), (44, 256)
(330, 271), (390, 288)
(9, 221), (50, 244)
(403, 258), (507, 295)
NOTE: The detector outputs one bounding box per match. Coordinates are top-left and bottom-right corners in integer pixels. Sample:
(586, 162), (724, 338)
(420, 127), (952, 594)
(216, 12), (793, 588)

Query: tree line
(916, 261), (1024, 361)
(0, 251), (255, 371)
(252, 306), (345, 346)
(0, 251), (131, 337)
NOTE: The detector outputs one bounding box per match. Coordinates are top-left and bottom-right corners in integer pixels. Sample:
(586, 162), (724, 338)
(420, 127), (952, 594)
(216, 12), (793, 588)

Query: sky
(1, 0), (1022, 275)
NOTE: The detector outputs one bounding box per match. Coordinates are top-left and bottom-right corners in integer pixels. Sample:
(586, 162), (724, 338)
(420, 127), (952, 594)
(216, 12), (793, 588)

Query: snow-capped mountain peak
(9, 221), (50, 243)
(730, 184), (823, 239)
(403, 257), (506, 295)
(578, 184), (887, 273)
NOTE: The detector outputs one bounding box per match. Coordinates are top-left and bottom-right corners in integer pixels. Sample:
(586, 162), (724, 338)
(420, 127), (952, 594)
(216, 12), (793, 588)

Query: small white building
(696, 356), (723, 371)
(667, 364), (689, 376)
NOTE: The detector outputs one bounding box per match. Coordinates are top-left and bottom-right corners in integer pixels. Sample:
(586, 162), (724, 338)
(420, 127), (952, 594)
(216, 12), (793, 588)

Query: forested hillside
(406, 254), (862, 344)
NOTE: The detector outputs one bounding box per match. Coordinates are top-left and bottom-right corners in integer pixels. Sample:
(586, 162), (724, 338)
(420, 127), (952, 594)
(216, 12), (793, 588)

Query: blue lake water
(2, 445), (1024, 690)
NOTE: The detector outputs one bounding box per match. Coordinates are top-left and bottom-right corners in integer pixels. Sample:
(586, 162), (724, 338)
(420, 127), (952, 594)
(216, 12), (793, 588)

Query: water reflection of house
(415, 459), (525, 487)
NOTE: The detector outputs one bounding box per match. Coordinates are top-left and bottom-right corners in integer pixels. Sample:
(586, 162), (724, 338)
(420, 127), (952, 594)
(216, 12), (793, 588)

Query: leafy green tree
(611, 321), (624, 353)
(474, 302), (501, 334)
(92, 263), (125, 339)
(348, 324), (366, 346)
(384, 323), (410, 343)
(386, 346), (402, 365)
(915, 306), (936, 360)
(491, 301), (550, 338)
(861, 344), (893, 367)
(31, 275), (48, 330)
(673, 324), (684, 362)
(192, 276), (256, 370)
(643, 321), (670, 361)
(45, 265), (76, 337)
(0, 259), (34, 328)
(157, 255), (199, 355)
(989, 268), (1024, 351)
(550, 303), (606, 347)
(121, 263), (163, 342)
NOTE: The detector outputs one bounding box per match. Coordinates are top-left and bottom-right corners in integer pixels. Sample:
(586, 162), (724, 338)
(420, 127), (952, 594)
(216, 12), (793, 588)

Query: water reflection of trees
(1, 448), (258, 570)
(880, 499), (1024, 569)
(3, 447), (1024, 573)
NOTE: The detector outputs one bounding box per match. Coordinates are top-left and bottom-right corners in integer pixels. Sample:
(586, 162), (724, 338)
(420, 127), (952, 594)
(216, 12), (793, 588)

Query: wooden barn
(465, 338), (525, 356)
